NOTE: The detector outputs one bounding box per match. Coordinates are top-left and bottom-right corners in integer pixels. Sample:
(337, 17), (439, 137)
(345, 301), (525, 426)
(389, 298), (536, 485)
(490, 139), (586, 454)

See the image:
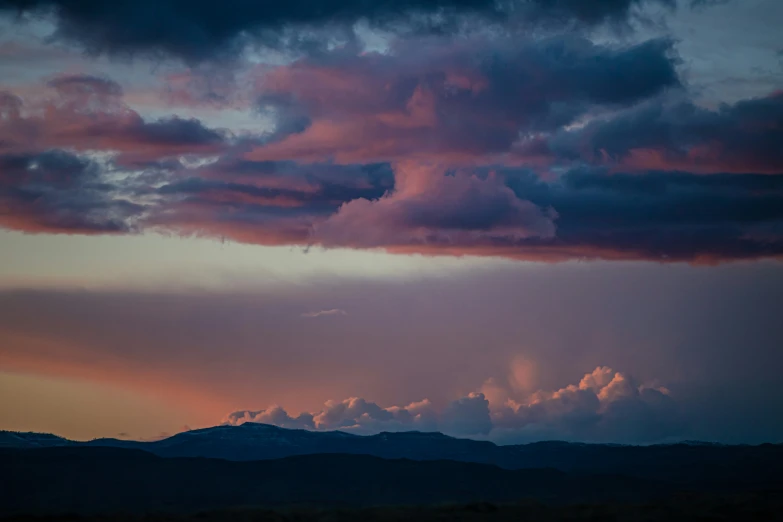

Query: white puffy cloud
(440, 392), (493, 436)
(223, 406), (315, 430)
(224, 365), (685, 443)
(490, 367), (684, 443)
(225, 397), (442, 434)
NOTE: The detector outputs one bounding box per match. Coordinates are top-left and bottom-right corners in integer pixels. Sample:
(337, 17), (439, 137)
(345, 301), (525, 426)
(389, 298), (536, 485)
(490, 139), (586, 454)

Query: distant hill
(0, 447), (673, 515)
(2, 423), (782, 487)
(0, 430), (71, 448)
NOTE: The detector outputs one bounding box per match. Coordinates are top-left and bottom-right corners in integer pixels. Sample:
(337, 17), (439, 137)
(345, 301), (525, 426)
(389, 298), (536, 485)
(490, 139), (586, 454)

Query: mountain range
(3, 423), (783, 484)
(2, 424), (782, 515)
(0, 447), (673, 515)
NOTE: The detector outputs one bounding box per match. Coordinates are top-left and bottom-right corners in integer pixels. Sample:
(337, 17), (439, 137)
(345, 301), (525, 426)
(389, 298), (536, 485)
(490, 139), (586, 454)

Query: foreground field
(2, 493), (782, 522)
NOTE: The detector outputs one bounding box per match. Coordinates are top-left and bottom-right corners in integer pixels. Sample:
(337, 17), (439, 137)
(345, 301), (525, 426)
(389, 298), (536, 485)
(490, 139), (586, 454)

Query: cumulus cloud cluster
(224, 366), (684, 443)
(488, 367), (683, 443)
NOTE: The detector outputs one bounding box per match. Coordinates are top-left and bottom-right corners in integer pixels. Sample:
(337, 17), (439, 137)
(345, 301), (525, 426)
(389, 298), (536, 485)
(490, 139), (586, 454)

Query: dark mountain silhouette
(0, 446), (674, 515)
(2, 423), (782, 488)
(93, 425), (505, 464)
(2, 425), (782, 516)
(0, 430), (70, 448)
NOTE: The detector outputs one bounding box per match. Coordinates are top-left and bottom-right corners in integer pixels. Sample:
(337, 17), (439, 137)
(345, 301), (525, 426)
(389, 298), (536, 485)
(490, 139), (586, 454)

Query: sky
(0, 0), (782, 444)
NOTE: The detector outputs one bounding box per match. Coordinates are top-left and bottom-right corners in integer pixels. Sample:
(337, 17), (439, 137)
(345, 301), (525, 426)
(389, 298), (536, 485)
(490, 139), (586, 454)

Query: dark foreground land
(2, 427), (782, 520)
(0, 447), (675, 514)
(2, 493), (783, 522)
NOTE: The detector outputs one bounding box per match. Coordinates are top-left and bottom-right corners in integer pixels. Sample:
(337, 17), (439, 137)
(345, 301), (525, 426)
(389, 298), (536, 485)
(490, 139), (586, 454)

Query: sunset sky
(0, 0), (781, 444)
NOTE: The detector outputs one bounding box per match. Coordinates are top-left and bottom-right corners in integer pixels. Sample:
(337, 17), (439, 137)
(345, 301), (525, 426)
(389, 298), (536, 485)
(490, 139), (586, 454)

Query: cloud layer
(0, 2), (782, 262)
(1, 0), (676, 61)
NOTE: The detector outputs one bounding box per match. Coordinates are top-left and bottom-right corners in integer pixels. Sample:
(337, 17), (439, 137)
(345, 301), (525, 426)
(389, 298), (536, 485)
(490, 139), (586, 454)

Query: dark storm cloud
(47, 73), (124, 98)
(0, 0), (675, 62)
(249, 35), (680, 163)
(165, 159), (394, 209)
(0, 76), (231, 162)
(522, 0), (676, 25)
(0, 148), (96, 187)
(0, 24), (780, 262)
(0, 83), (399, 240)
(207, 159), (395, 190)
(138, 160), (397, 244)
(45, 73), (228, 149)
(256, 93), (313, 143)
(465, 35), (681, 134)
(499, 167), (783, 261)
(0, 149), (144, 233)
(132, 117), (226, 147)
(156, 171), (389, 212)
(543, 91), (783, 174)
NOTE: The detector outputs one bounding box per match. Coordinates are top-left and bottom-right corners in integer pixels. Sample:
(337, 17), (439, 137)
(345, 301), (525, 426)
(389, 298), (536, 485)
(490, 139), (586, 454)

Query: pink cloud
(0, 42), (780, 263)
(0, 75), (229, 164)
(247, 35), (678, 166)
(313, 162), (557, 248)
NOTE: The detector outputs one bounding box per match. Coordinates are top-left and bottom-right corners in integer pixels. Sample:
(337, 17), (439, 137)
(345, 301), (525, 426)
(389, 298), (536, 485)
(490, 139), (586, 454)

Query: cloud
(248, 35), (680, 164)
(301, 308), (348, 318)
(2, 103), (781, 260)
(225, 398), (439, 433)
(498, 166), (783, 263)
(224, 406), (315, 430)
(440, 392), (493, 436)
(313, 162), (557, 248)
(0, 149), (145, 233)
(2, 146), (781, 261)
(539, 91), (783, 174)
(0, 39), (780, 262)
(0, 75), (229, 161)
(47, 74), (124, 100)
(0, 91), (23, 120)
(224, 366), (685, 443)
(0, 0), (677, 62)
(225, 397), (435, 434)
(489, 367), (685, 443)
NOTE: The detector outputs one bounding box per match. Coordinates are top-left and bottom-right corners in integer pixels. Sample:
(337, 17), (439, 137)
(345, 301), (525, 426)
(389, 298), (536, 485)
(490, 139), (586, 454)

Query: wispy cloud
(301, 308), (348, 318)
